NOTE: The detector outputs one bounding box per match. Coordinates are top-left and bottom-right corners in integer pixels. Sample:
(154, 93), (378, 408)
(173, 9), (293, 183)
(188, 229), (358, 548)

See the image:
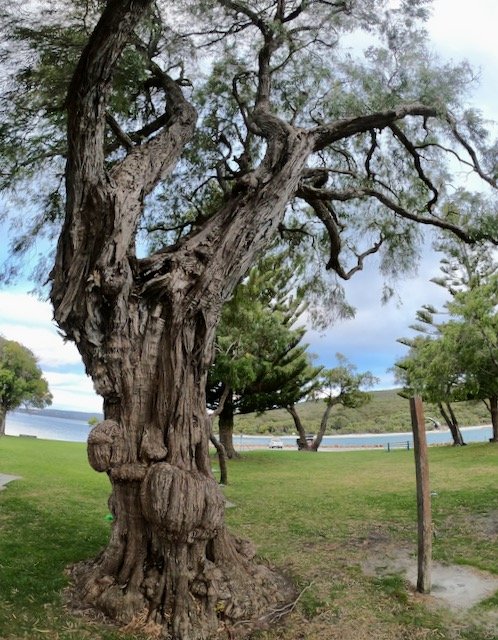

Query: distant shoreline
(231, 424), (492, 439)
(13, 408), (491, 439)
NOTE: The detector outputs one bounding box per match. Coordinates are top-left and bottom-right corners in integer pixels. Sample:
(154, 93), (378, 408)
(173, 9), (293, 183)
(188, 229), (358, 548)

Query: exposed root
(64, 540), (296, 640)
(232, 580), (315, 632)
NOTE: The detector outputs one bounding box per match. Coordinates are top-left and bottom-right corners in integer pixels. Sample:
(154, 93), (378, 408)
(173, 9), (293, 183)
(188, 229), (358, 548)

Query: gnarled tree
(1, 0), (498, 637)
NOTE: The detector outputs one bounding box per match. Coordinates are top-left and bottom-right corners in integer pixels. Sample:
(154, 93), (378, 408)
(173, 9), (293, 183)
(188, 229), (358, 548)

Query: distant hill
(19, 390), (490, 436)
(229, 389), (491, 435)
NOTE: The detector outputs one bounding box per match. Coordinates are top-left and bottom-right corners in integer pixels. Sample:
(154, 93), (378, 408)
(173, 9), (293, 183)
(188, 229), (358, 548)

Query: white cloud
(0, 291), (81, 367)
(428, 0), (498, 118)
(44, 371), (103, 413)
(428, 0), (498, 61)
(0, 290), (102, 412)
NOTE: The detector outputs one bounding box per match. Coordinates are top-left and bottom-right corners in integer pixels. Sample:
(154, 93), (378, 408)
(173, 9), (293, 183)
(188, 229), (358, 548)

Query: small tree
(396, 233), (498, 444)
(288, 354), (377, 451)
(445, 278), (498, 441)
(395, 333), (466, 445)
(0, 337), (52, 435)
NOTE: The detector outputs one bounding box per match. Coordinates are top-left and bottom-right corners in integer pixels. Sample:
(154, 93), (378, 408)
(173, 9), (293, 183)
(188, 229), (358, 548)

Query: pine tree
(207, 252), (321, 457)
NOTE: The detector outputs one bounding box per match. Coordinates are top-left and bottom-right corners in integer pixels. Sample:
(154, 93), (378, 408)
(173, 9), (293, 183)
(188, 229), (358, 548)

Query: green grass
(233, 388), (491, 435)
(1, 436), (497, 639)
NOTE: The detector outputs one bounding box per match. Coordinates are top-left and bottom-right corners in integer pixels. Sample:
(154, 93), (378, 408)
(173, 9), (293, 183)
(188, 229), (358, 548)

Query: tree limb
(389, 123), (438, 210)
(312, 104), (439, 151)
(298, 183), (495, 244)
(445, 114), (497, 189)
(301, 190), (384, 278)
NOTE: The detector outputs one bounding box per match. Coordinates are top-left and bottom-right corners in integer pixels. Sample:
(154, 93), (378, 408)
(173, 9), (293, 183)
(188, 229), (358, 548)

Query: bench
(385, 441), (410, 452)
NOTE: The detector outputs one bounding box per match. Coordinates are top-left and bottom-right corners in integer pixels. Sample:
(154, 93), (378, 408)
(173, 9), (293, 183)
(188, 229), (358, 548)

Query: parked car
(269, 438), (284, 449)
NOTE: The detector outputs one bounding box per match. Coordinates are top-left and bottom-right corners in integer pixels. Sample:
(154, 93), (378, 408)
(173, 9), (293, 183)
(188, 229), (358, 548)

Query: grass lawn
(0, 436), (497, 639)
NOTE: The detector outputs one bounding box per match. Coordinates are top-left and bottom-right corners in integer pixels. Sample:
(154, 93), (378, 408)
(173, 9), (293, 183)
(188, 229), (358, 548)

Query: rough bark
(489, 395), (498, 442)
(44, 1), (485, 635)
(438, 402), (466, 446)
(48, 3), (309, 637)
(55, 160), (307, 637)
(218, 392), (240, 459)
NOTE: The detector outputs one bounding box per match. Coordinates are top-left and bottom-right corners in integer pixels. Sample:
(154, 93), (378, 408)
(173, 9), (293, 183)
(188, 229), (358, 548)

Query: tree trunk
(218, 392), (240, 459)
(0, 408), (6, 436)
(55, 154), (310, 638)
(48, 3), (314, 635)
(489, 395), (498, 442)
(311, 402), (334, 451)
(210, 433), (229, 485)
(438, 402), (465, 446)
(286, 404), (311, 450)
(64, 308), (291, 638)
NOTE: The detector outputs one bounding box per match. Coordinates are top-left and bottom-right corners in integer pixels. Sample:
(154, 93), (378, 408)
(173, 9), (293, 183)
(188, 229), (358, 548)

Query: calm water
(6, 411), (93, 443)
(4, 411), (493, 448)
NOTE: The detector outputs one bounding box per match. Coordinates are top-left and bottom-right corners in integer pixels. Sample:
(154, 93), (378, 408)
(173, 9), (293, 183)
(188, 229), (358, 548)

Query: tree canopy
(1, 0), (497, 296)
(0, 337), (52, 435)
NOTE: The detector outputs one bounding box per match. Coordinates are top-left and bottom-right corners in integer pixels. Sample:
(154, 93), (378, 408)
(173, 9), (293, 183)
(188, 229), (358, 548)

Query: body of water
(4, 411), (493, 448)
(6, 411), (93, 443)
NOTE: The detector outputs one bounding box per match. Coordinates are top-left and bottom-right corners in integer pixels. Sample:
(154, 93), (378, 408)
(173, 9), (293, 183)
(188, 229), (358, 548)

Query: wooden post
(410, 395), (432, 594)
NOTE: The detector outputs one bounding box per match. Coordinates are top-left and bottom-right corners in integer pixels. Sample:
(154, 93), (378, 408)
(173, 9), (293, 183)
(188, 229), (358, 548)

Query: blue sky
(0, 0), (497, 411)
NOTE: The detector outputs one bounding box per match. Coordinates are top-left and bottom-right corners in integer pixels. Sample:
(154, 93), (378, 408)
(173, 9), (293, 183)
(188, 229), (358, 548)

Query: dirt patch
(362, 546), (498, 611)
(0, 473), (21, 491)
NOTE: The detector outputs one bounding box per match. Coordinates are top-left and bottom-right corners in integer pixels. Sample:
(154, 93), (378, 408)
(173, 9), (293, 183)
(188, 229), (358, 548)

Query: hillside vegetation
(230, 389), (491, 435)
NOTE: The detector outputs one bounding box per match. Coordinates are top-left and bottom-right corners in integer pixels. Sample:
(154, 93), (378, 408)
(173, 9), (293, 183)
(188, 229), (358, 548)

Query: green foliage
(208, 251), (321, 416)
(395, 235), (498, 416)
(0, 337), (52, 420)
(445, 276), (498, 402)
(2, 0), (496, 308)
(317, 354), (378, 410)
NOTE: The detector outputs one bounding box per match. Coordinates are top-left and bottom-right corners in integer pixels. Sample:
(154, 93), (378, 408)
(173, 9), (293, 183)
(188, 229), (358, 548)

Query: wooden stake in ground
(410, 395), (432, 594)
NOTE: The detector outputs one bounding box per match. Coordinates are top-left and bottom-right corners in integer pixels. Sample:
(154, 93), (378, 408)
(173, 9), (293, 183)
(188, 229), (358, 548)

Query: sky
(0, 0), (497, 412)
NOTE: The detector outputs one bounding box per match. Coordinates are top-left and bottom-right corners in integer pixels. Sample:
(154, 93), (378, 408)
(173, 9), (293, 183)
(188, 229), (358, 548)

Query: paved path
(0, 473), (21, 491)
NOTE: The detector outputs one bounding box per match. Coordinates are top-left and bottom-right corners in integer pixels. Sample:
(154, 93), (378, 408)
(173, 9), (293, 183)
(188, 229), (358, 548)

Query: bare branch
(210, 385), (231, 422)
(389, 123), (438, 210)
(446, 114), (497, 189)
(312, 104), (439, 151)
(300, 190), (384, 278)
(299, 183), (497, 244)
(218, 0), (270, 35)
(364, 129), (377, 179)
(110, 44), (197, 196)
(106, 112), (134, 151)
